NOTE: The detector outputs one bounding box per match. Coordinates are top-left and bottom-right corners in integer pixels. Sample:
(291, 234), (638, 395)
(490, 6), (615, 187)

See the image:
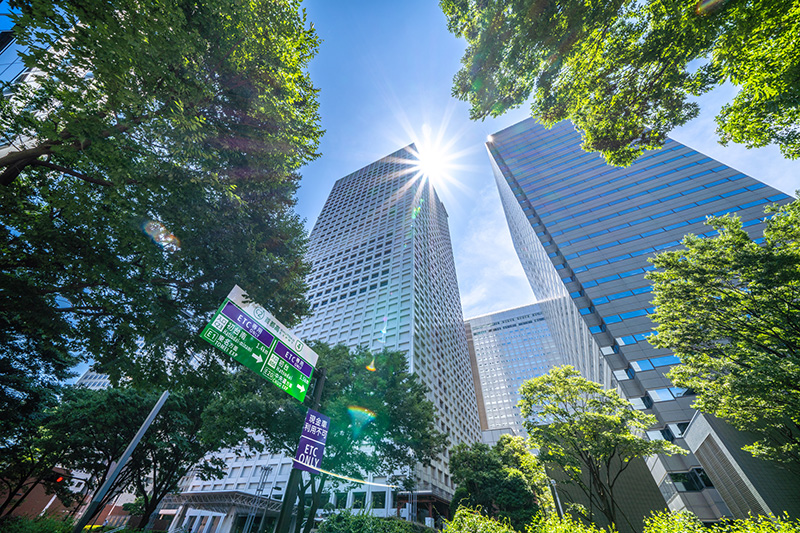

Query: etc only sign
(201, 285), (319, 402)
(293, 408), (330, 474)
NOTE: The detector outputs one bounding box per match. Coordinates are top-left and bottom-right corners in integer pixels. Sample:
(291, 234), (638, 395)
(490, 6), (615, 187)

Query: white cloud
(453, 182), (534, 319)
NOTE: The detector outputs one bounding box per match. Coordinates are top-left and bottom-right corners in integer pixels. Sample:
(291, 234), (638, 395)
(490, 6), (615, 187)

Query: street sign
(201, 285), (318, 402)
(293, 409), (330, 474)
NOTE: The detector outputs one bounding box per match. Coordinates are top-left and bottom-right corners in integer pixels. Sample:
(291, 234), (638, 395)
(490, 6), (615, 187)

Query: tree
(449, 435), (549, 531)
(518, 366), (684, 531)
(0, 420), (76, 518)
(19, 371), (268, 526)
(232, 342), (448, 533)
(647, 199), (800, 475)
(440, 0), (800, 166)
(0, 0), (322, 427)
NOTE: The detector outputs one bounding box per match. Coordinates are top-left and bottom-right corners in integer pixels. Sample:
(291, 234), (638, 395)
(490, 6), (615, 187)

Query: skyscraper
(173, 145), (482, 531)
(465, 304), (564, 442)
(487, 118), (795, 520)
(294, 144), (482, 501)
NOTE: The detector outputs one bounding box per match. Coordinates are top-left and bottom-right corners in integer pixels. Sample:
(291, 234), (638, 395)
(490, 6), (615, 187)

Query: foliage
(29, 373), (264, 526)
(645, 511), (800, 533)
(449, 509), (800, 533)
(518, 366), (684, 530)
(0, 515), (73, 533)
(0, 409), (78, 518)
(121, 496), (146, 517)
(0, 0), (322, 432)
(527, 512), (610, 533)
(445, 507), (519, 533)
(236, 343), (448, 533)
(441, 0), (800, 165)
(450, 435), (549, 530)
(648, 200), (800, 474)
(318, 511), (435, 533)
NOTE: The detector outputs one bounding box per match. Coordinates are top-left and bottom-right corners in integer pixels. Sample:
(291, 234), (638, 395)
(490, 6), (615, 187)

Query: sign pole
(271, 370), (326, 533)
(72, 390), (170, 533)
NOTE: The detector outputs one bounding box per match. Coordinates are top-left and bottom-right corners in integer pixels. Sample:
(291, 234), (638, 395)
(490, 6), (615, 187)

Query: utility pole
(271, 369), (326, 533)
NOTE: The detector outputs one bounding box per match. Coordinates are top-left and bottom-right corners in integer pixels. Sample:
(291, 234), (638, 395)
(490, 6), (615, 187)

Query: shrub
(318, 511), (435, 533)
(0, 515), (73, 533)
(446, 507), (519, 533)
(645, 512), (800, 533)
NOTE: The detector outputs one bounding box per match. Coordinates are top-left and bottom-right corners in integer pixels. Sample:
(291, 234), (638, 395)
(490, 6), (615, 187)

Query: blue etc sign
(293, 409), (331, 474)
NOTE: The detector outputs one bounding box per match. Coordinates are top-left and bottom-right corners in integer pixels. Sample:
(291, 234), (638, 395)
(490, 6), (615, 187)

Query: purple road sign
(294, 409), (330, 474)
(220, 302), (276, 348)
(274, 341), (313, 378)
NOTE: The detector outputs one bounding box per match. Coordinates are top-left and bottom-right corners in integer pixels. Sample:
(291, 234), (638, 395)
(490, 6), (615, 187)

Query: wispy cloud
(452, 182), (534, 319)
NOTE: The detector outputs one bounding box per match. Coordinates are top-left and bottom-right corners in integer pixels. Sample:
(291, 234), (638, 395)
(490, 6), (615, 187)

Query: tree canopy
(0, 0), (322, 430)
(648, 199), (800, 474)
(449, 435), (549, 531)
(518, 366), (684, 530)
(2, 372), (264, 526)
(441, 0), (800, 166)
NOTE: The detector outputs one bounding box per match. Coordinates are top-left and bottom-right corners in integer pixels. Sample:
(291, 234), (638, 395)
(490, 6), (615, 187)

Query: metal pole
(272, 370), (326, 533)
(549, 479), (564, 518)
(260, 467), (281, 532)
(244, 466), (272, 533)
(72, 390), (170, 533)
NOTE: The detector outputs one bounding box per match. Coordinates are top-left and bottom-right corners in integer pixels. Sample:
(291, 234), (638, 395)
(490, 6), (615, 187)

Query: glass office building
(487, 118), (794, 520)
(465, 304), (564, 440)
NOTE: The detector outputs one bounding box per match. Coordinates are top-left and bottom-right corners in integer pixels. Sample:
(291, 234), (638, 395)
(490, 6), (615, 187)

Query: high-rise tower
(294, 144), (482, 506)
(465, 304), (564, 442)
(487, 118), (795, 520)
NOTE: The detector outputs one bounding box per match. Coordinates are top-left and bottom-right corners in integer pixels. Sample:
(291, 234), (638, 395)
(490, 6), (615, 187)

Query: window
(651, 355), (680, 367)
(669, 469), (713, 492)
(352, 492), (366, 509)
(648, 388), (674, 402)
(335, 492), (347, 509)
(371, 491), (386, 509)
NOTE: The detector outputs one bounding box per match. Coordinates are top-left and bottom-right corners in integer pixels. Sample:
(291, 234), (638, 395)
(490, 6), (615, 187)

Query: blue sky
(298, 0), (798, 320)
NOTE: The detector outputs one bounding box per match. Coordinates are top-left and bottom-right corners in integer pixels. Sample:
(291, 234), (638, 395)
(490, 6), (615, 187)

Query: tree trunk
(301, 475), (326, 533)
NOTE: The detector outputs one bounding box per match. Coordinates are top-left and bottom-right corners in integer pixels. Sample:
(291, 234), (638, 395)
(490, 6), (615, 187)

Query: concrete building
(486, 118), (796, 520)
(465, 304), (564, 443)
(172, 144), (481, 532)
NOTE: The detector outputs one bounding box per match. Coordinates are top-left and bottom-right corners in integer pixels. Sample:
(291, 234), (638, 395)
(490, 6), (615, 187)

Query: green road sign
(201, 285), (318, 402)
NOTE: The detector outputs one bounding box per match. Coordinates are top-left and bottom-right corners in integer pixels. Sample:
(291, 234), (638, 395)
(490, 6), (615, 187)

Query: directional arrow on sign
(253, 353), (263, 364)
(297, 384), (306, 393)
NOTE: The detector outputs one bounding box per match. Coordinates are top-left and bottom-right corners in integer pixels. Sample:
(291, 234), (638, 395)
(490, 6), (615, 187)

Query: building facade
(465, 304), (564, 442)
(173, 145), (481, 532)
(294, 143), (482, 496)
(486, 118), (795, 520)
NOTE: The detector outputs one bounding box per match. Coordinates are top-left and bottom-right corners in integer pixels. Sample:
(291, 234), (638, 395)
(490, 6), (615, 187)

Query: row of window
(551, 194), (774, 253)
(510, 134), (692, 200)
(539, 157), (718, 220)
(570, 213), (770, 283)
(554, 187), (778, 242)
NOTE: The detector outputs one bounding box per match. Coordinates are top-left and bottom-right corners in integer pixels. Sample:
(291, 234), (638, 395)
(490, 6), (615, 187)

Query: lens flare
(366, 357), (377, 372)
(348, 405), (376, 438)
(695, 0), (727, 14)
(143, 220), (180, 252)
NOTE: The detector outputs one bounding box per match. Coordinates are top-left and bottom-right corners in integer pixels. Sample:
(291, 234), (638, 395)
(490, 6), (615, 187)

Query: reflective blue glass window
(650, 355), (681, 367)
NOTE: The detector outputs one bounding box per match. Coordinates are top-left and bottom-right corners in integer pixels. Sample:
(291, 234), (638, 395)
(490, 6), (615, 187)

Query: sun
(408, 123), (463, 192)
